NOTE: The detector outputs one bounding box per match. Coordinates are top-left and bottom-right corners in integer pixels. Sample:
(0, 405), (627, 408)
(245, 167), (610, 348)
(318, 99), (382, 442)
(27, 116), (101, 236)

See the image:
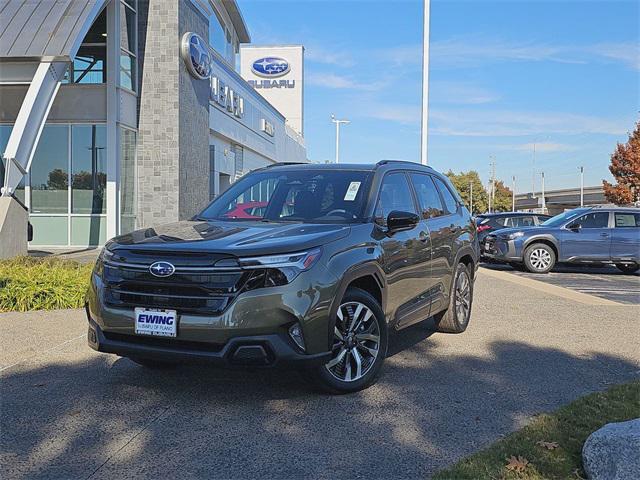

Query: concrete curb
(479, 267), (625, 306)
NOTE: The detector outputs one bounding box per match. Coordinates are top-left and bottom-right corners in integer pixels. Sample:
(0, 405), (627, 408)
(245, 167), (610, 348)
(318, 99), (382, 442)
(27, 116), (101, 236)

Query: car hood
(108, 220), (351, 256)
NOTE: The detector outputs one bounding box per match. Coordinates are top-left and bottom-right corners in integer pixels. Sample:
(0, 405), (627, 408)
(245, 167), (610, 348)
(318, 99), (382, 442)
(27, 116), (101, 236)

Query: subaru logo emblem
(251, 57), (290, 78)
(149, 261), (175, 278)
(181, 32), (212, 80)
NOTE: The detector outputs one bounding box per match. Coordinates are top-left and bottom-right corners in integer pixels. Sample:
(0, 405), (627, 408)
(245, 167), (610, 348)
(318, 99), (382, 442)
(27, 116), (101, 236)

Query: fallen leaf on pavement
(536, 440), (560, 450)
(505, 455), (530, 473)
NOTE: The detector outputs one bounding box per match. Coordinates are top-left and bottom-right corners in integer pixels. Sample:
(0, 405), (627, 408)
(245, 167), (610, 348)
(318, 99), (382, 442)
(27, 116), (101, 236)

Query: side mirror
(568, 223), (582, 232)
(387, 210), (420, 233)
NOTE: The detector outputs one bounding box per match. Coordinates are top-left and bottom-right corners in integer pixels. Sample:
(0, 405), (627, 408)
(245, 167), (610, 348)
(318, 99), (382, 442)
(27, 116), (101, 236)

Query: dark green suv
(87, 161), (479, 393)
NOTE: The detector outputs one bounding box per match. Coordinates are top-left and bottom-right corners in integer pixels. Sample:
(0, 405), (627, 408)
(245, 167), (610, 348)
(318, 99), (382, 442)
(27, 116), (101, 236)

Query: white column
(420, 0), (431, 165)
(105, 0), (120, 240)
(1, 62), (68, 196)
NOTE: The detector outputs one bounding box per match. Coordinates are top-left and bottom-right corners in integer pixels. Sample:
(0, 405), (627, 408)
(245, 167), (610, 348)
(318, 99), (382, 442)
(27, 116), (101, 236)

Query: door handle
(600, 233), (610, 237)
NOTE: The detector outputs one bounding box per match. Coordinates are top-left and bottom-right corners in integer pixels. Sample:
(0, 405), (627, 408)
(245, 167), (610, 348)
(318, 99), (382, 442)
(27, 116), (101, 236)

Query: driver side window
(375, 172), (416, 224)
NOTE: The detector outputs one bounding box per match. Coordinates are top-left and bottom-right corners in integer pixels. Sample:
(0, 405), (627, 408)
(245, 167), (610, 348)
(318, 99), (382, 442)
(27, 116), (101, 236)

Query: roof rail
(263, 162), (308, 168)
(376, 159), (432, 168)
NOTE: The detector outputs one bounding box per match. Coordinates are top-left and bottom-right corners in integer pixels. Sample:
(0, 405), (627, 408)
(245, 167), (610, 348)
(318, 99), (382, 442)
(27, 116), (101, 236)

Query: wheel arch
(523, 236), (559, 260)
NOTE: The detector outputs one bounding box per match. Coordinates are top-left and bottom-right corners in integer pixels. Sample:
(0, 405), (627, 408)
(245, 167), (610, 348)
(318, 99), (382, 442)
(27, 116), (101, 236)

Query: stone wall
(136, 0), (209, 228)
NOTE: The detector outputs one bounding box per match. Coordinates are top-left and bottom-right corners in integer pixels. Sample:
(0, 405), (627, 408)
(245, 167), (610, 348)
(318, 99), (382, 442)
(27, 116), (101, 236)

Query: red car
(222, 201), (268, 219)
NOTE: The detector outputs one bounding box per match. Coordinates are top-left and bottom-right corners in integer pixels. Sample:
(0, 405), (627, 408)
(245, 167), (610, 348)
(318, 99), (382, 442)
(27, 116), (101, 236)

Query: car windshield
(541, 209), (587, 227)
(197, 169), (372, 223)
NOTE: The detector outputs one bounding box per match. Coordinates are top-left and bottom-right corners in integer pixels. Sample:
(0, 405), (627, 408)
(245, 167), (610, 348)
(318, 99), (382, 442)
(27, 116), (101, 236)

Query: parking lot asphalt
(1, 268), (639, 480)
(482, 262), (640, 305)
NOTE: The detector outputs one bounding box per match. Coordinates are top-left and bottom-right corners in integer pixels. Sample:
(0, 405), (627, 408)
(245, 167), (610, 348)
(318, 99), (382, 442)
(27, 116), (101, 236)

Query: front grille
(102, 253), (249, 315)
(103, 331), (224, 352)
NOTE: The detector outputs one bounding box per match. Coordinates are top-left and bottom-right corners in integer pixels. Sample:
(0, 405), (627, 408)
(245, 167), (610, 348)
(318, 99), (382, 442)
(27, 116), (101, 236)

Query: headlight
(222, 248), (322, 289)
(505, 231), (525, 240)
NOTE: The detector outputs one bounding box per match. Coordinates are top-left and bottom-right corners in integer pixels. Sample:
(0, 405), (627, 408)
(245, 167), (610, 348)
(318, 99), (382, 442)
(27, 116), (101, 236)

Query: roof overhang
(221, 0), (250, 43)
(0, 0), (108, 62)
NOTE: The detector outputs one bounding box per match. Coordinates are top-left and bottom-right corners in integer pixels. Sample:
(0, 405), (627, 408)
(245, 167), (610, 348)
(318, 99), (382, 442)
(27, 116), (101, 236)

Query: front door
(374, 172), (431, 326)
(561, 211), (611, 261)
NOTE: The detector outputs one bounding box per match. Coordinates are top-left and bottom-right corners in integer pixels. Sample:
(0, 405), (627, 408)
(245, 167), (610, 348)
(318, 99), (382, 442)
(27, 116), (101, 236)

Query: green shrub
(0, 256), (93, 312)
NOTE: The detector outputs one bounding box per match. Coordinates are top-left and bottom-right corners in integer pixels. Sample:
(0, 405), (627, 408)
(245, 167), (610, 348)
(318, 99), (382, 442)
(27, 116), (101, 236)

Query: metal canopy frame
(1, 0), (108, 197)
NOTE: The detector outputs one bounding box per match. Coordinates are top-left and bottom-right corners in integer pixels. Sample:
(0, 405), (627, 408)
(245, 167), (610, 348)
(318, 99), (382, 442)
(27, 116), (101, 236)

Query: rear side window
(409, 173), (444, 218)
(433, 177), (458, 214)
(573, 212), (609, 229)
(614, 212), (640, 228)
(375, 172), (417, 222)
(508, 216), (535, 227)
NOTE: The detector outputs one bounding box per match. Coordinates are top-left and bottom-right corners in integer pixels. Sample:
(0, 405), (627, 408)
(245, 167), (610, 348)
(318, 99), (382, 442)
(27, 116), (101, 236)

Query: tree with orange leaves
(603, 121), (640, 205)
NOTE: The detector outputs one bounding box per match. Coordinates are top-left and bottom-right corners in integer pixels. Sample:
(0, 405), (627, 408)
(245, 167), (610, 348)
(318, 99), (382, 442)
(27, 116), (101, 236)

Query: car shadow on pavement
(1, 339), (638, 479)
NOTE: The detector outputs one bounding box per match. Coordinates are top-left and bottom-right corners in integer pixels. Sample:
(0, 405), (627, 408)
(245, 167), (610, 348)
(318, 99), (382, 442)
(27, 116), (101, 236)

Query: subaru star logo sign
(181, 32), (211, 80)
(251, 57), (290, 78)
(149, 261), (175, 278)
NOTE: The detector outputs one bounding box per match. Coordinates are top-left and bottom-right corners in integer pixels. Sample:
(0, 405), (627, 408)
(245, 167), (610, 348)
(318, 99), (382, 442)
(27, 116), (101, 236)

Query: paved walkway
(1, 268), (638, 479)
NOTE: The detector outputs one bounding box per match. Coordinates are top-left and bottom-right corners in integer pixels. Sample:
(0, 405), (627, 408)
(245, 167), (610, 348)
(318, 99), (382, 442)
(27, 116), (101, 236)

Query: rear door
(561, 211), (611, 260)
(610, 212), (640, 262)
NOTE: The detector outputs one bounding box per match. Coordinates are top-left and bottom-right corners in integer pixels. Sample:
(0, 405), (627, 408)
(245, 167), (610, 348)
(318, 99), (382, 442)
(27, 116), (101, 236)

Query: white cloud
(431, 82), (500, 105)
(305, 46), (354, 67)
(588, 42), (640, 71)
(307, 72), (390, 91)
(376, 37), (639, 71)
(430, 109), (630, 137)
(501, 142), (579, 153)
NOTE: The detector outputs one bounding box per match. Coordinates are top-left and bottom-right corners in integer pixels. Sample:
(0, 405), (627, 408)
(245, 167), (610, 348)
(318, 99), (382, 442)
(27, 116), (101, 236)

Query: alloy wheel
(529, 248), (552, 270)
(454, 270), (471, 322)
(325, 302), (380, 382)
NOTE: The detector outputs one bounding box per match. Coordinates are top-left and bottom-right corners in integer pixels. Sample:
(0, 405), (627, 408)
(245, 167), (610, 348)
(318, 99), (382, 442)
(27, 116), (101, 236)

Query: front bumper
(482, 236), (522, 262)
(86, 260), (340, 366)
(87, 317), (331, 367)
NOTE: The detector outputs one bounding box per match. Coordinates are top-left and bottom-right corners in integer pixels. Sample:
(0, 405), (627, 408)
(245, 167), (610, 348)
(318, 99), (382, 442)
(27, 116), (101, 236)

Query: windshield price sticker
(344, 182), (361, 201)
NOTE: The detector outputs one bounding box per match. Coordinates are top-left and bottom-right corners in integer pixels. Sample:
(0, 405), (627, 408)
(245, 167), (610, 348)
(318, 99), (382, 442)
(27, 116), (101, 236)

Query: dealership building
(0, 0), (306, 252)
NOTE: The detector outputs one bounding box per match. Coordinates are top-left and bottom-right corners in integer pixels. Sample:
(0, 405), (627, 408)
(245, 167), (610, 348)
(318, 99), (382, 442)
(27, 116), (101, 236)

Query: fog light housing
(288, 323), (306, 351)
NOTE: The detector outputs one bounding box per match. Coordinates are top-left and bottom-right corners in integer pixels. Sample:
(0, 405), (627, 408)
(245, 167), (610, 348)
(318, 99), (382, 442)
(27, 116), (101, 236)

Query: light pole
(420, 0), (431, 165)
(512, 175), (516, 212)
(541, 171), (546, 213)
(331, 115), (350, 164)
(579, 166), (584, 206)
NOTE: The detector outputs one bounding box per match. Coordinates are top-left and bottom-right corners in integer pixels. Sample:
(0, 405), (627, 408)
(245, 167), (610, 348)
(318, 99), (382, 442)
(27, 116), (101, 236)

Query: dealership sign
(251, 57), (290, 77)
(181, 32), (244, 119)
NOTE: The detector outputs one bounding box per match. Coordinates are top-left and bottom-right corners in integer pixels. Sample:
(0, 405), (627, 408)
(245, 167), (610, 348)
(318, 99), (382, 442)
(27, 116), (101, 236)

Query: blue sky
(239, 0), (639, 192)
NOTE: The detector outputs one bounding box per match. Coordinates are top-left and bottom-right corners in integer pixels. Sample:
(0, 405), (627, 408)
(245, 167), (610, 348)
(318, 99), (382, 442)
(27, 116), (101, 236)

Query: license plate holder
(135, 308), (178, 337)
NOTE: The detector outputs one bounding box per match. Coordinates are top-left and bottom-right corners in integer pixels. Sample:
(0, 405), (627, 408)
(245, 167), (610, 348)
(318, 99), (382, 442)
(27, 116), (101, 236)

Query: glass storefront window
(209, 9), (227, 59)
(120, 3), (136, 53)
(120, 128), (137, 234)
(30, 125), (69, 214)
(70, 45), (107, 84)
(65, 11), (106, 84)
(120, 53), (135, 91)
(71, 125), (107, 214)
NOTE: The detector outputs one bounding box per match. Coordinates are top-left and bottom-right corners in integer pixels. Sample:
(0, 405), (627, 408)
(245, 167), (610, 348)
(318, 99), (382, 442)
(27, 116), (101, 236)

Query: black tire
(615, 263), (640, 274)
(523, 243), (556, 274)
(434, 262), (473, 333)
(309, 287), (388, 394)
(129, 357), (179, 369)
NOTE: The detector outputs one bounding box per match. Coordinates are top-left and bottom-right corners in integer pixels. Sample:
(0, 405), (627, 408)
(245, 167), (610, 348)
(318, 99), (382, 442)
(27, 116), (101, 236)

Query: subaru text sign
(251, 57), (290, 78)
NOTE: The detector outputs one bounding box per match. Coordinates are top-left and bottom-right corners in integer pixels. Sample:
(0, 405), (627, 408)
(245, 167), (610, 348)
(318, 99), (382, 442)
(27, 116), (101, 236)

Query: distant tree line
(446, 170), (513, 214)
